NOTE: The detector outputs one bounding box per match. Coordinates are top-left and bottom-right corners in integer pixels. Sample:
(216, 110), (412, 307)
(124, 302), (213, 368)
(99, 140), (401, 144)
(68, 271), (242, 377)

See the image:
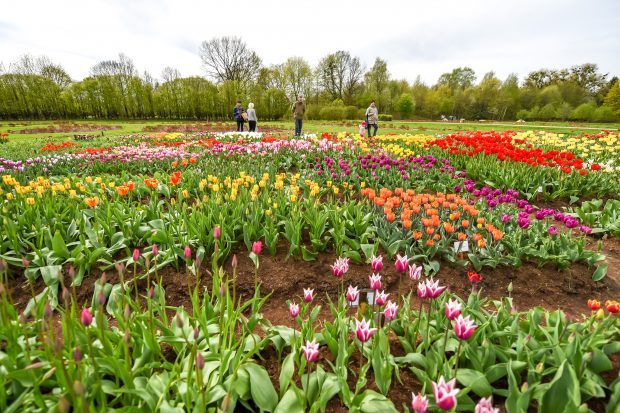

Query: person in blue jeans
(365, 101), (379, 137)
(292, 95), (305, 136)
(233, 100), (245, 132)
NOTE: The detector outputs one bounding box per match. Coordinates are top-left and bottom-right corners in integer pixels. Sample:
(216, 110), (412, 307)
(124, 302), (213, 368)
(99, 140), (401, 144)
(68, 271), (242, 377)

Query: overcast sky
(1, 0), (619, 85)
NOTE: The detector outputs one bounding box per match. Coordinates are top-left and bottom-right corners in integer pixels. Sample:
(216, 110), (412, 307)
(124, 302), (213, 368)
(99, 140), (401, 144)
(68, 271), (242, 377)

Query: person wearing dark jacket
(233, 100), (245, 132)
(292, 95), (305, 136)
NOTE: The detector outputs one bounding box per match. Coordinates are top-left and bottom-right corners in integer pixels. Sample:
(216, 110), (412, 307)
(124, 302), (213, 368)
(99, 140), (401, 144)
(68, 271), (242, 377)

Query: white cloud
(1, 0), (618, 83)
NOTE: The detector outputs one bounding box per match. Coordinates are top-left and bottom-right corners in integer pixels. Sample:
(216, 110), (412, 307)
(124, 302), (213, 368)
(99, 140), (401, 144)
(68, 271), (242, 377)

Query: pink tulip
(369, 273), (382, 290)
(301, 339), (320, 362)
(432, 376), (459, 411)
(213, 226), (221, 240)
(453, 314), (477, 341)
(425, 277), (447, 299)
(375, 290), (389, 306)
(355, 318), (378, 343)
(408, 263), (422, 281)
(411, 392), (429, 413)
(81, 308), (93, 327)
(252, 241), (262, 255)
(370, 255), (383, 272)
(346, 285), (360, 303)
(331, 257), (349, 278)
(383, 300), (399, 320)
(22, 256), (30, 268)
(475, 396), (499, 413)
(303, 288), (314, 303)
(132, 248), (140, 262)
(395, 254), (409, 273)
(184, 246), (192, 260)
(196, 352), (205, 369)
(445, 298), (462, 320)
(289, 302), (300, 318)
(417, 282), (428, 298)
(152, 244), (159, 257)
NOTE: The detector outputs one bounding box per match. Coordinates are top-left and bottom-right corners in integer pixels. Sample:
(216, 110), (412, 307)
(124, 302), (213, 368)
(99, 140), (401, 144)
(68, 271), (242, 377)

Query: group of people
(233, 96), (379, 137)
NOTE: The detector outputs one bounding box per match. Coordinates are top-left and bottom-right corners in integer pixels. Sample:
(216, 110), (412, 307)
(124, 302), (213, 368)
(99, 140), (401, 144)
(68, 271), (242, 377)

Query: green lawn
(1, 119), (618, 146)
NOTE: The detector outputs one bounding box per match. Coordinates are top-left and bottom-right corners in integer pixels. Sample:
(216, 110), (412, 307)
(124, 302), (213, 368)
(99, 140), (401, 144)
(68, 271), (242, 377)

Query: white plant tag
(536, 186), (543, 193)
(453, 240), (469, 253)
(366, 291), (375, 306)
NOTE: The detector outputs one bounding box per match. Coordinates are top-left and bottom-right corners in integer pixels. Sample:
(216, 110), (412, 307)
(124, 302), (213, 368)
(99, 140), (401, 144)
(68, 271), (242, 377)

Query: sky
(1, 0), (619, 85)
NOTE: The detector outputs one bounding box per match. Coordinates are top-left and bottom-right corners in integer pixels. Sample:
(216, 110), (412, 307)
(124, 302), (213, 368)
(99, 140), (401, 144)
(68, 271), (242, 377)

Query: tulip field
(0, 126), (619, 412)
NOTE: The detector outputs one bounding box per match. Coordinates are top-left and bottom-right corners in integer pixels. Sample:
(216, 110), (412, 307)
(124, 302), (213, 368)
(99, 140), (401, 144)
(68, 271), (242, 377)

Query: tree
(281, 57), (312, 101)
(199, 36), (262, 84)
(603, 80), (620, 116)
(396, 93), (415, 119)
(437, 67), (476, 91)
(317, 51), (364, 104)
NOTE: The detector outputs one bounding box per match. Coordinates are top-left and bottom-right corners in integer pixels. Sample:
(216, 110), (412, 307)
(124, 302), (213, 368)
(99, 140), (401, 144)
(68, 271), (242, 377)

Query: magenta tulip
(132, 248), (140, 262)
(375, 290), (389, 306)
(475, 396), (500, 413)
(213, 226), (221, 239)
(425, 277), (447, 299)
(355, 318), (378, 343)
(411, 392), (429, 413)
(81, 308), (93, 327)
(383, 300), (399, 320)
(445, 298), (462, 320)
(289, 302), (300, 318)
(417, 282), (428, 298)
(369, 273), (382, 290)
(395, 254), (409, 273)
(252, 241), (262, 255)
(152, 244), (159, 257)
(453, 314), (477, 341)
(370, 255), (383, 272)
(346, 285), (360, 303)
(184, 246), (192, 260)
(301, 339), (320, 362)
(408, 263), (422, 281)
(303, 288), (314, 303)
(432, 376), (459, 411)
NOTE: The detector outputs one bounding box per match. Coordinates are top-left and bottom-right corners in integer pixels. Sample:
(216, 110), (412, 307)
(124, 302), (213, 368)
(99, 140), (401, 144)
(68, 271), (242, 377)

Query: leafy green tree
(396, 93), (415, 119)
(603, 80), (620, 116)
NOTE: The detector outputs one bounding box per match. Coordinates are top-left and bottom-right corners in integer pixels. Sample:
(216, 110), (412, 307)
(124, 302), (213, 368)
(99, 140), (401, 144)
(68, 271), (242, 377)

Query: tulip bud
(583, 352), (593, 363)
(73, 346), (83, 362)
(22, 256), (30, 268)
(213, 226), (221, 240)
(67, 265), (75, 280)
(97, 291), (106, 306)
(194, 327), (200, 340)
(58, 395), (70, 413)
(184, 246), (192, 260)
(152, 244), (159, 257)
(18, 311), (27, 324)
(596, 308), (604, 319)
(231, 254), (238, 269)
(221, 393), (233, 412)
(73, 380), (85, 397)
(507, 282), (513, 293)
(133, 248), (140, 262)
(196, 352), (205, 369)
(578, 404), (588, 413)
(535, 362), (544, 374)
(44, 302), (53, 319)
(148, 286), (155, 300)
(219, 282), (225, 297)
(124, 304), (131, 321)
(175, 313), (184, 329)
(124, 329), (131, 344)
(145, 256), (151, 269)
(521, 382), (528, 392)
(115, 262), (125, 275)
(81, 308), (93, 327)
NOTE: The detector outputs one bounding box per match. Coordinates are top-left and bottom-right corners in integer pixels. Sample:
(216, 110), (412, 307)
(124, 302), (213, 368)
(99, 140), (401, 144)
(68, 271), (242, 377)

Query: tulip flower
(251, 241), (262, 255)
(331, 257), (350, 278)
(303, 288), (314, 303)
(184, 246), (192, 260)
(355, 318), (378, 343)
(425, 277), (447, 299)
(587, 299), (601, 311)
(370, 255), (383, 272)
(411, 392), (429, 413)
(417, 282), (428, 298)
(152, 244), (159, 257)
(605, 300), (619, 314)
(453, 314), (477, 340)
(467, 271), (482, 284)
(383, 300), (399, 320)
(73, 347), (83, 363)
(213, 226), (221, 240)
(445, 298), (462, 320)
(408, 263), (422, 281)
(548, 226), (559, 236)
(346, 285), (359, 304)
(81, 308), (93, 327)
(375, 290), (389, 306)
(132, 248), (140, 262)
(301, 339), (320, 362)
(432, 376), (459, 411)
(395, 254), (409, 273)
(475, 396), (499, 413)
(196, 352), (205, 370)
(369, 273), (382, 290)
(289, 302), (300, 318)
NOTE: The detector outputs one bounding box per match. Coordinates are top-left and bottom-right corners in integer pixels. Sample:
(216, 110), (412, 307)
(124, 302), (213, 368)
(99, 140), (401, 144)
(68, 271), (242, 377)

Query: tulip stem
(425, 299), (433, 345)
(454, 340), (463, 378)
(442, 325), (450, 358)
(305, 363), (310, 409)
(412, 299), (424, 347)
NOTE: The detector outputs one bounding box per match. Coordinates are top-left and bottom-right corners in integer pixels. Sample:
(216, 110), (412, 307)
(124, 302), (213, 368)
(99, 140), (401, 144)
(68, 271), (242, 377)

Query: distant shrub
(357, 108), (367, 120)
(378, 114), (392, 121)
(556, 102), (573, 121)
(345, 106), (359, 120)
(592, 106), (617, 122)
(571, 103), (597, 121)
(538, 104), (557, 120)
(516, 109), (529, 121)
(319, 106), (346, 120)
(306, 104), (321, 120)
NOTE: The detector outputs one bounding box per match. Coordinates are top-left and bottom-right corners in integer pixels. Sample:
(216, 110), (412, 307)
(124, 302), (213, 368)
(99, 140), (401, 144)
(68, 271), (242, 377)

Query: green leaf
(279, 352), (295, 397)
(540, 361), (580, 413)
(358, 390), (398, 413)
(301, 247), (318, 261)
(274, 388), (304, 413)
(456, 368), (493, 397)
(51, 230), (70, 259)
(592, 264), (607, 281)
(244, 363), (278, 412)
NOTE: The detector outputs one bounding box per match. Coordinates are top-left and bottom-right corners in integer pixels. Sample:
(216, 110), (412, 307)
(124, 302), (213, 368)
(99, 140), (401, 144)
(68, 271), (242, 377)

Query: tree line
(1, 37), (619, 122)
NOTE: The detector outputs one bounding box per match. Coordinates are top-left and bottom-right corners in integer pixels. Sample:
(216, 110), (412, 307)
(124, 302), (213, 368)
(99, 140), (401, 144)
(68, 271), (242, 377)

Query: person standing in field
(365, 100), (379, 137)
(247, 102), (257, 132)
(292, 95), (305, 137)
(233, 100), (246, 132)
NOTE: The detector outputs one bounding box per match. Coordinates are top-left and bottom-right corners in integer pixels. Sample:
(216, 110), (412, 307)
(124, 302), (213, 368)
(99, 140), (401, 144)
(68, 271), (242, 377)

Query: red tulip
(251, 241), (262, 255)
(587, 299), (600, 311)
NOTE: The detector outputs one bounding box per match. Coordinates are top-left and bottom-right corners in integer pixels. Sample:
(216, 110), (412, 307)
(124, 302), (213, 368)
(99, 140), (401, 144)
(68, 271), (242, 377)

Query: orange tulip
(84, 197), (99, 208)
(144, 178), (159, 189)
(461, 219), (470, 228)
(413, 231), (423, 240)
(587, 299), (601, 310)
(457, 232), (467, 241)
(426, 239), (434, 247)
